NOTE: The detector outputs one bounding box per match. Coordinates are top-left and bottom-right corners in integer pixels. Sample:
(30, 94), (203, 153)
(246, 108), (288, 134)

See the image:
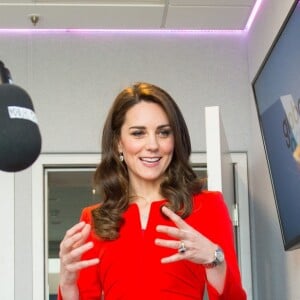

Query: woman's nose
(145, 134), (159, 150)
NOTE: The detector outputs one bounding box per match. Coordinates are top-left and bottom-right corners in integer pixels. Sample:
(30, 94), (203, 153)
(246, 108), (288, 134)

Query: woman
(58, 82), (247, 299)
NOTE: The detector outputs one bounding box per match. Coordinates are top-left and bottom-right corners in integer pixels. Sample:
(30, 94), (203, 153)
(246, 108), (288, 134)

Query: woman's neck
(129, 192), (163, 203)
(129, 179), (163, 205)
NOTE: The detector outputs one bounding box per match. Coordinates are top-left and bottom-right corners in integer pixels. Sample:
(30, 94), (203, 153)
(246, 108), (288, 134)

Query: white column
(0, 171), (14, 299)
(205, 106), (234, 210)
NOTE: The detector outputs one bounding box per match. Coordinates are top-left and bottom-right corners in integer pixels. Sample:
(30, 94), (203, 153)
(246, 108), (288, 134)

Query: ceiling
(0, 0), (257, 31)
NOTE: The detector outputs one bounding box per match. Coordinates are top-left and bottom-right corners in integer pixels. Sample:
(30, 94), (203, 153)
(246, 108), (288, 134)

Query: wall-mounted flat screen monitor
(252, 0), (300, 250)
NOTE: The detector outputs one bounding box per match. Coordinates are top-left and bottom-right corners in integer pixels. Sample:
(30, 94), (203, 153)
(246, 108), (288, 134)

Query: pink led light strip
(0, 0), (263, 34)
(245, 0), (263, 31)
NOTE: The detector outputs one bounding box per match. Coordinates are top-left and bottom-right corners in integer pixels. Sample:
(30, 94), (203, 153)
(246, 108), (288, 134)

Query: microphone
(0, 61), (42, 172)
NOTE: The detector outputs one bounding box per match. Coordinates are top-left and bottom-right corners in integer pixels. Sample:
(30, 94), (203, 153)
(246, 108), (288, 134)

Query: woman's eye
(131, 130), (144, 137)
(159, 129), (172, 137)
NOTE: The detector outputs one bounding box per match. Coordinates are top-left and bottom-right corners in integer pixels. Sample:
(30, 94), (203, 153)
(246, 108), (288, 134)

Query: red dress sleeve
(57, 206), (102, 300)
(202, 192), (247, 300)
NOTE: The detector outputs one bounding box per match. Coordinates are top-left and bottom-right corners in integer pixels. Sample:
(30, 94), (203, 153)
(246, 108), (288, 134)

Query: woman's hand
(155, 206), (217, 265)
(59, 221), (100, 289)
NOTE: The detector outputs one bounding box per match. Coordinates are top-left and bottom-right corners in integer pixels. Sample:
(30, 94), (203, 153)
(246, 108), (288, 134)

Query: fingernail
(160, 205), (170, 220)
(87, 241), (94, 248)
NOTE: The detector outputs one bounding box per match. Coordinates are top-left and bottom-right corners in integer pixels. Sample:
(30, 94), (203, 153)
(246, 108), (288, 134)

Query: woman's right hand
(59, 221), (100, 296)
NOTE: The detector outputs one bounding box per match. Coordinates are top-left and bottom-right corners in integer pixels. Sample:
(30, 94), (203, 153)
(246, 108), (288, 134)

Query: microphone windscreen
(0, 84), (42, 172)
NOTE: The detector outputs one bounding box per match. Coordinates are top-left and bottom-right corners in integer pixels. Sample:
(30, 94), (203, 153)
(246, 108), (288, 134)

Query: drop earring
(119, 153), (124, 162)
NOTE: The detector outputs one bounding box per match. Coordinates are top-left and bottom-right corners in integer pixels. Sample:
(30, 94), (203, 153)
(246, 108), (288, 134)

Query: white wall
(247, 0), (300, 299)
(1, 32), (251, 300)
(2, 33), (251, 153)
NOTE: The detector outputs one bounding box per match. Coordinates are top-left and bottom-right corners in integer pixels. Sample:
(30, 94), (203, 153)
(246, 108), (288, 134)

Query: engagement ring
(178, 241), (187, 254)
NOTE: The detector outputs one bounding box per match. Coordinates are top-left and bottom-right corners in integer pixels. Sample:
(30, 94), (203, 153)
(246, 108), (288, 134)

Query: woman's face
(118, 101), (174, 187)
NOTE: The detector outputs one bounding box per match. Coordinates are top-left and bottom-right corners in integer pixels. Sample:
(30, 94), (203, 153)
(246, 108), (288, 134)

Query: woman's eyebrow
(128, 124), (171, 130)
(157, 124), (171, 129)
(128, 126), (145, 130)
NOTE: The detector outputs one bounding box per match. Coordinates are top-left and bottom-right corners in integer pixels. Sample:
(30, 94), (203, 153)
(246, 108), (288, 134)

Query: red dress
(58, 191), (247, 299)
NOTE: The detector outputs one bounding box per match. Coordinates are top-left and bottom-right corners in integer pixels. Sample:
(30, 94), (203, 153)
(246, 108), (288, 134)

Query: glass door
(46, 167), (99, 299)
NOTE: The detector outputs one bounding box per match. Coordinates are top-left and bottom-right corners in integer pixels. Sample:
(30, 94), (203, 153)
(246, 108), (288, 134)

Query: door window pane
(47, 168), (99, 298)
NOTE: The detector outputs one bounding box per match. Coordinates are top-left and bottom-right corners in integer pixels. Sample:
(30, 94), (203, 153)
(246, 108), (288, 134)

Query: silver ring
(178, 241), (187, 254)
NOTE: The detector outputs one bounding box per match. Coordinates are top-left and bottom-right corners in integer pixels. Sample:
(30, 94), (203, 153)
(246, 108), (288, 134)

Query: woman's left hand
(155, 206), (217, 265)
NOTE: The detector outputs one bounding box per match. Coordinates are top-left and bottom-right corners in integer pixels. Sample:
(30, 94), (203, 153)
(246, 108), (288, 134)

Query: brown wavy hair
(92, 82), (203, 240)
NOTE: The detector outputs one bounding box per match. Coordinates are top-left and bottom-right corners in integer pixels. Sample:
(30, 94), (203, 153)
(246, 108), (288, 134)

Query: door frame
(0, 171), (15, 300)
